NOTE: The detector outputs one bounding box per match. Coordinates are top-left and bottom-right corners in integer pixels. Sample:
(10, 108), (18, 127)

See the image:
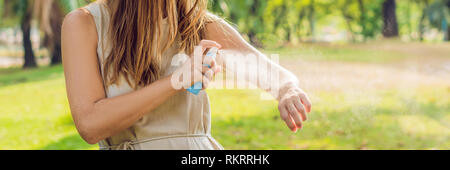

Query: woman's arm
(204, 17), (312, 133)
(62, 10), (220, 144)
(62, 10), (180, 144)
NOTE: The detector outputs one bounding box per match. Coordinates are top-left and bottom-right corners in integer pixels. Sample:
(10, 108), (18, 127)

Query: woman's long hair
(102, 0), (214, 89)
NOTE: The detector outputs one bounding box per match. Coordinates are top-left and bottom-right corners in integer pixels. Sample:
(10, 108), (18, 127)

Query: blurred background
(0, 0), (449, 150)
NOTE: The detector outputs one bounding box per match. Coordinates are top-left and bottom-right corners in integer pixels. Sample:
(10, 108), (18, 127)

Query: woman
(62, 0), (312, 150)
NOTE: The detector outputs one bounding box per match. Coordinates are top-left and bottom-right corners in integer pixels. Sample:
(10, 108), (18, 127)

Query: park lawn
(0, 66), (95, 150)
(0, 51), (449, 149)
(0, 46), (49, 59)
(263, 41), (450, 63)
(263, 44), (408, 63)
(210, 88), (449, 149)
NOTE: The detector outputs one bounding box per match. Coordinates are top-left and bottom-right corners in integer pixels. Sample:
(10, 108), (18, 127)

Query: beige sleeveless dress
(83, 2), (224, 150)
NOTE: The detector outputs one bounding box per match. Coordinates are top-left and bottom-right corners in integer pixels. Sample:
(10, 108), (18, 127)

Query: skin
(204, 19), (312, 133)
(62, 9), (312, 145)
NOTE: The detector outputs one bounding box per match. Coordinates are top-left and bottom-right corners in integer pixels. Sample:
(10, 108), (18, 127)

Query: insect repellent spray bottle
(186, 47), (219, 95)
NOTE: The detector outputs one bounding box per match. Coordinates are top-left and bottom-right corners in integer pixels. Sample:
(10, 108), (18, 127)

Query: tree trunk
(418, 0), (429, 41)
(296, 8), (306, 42)
(418, 10), (426, 41)
(447, 2), (450, 41)
(47, 1), (64, 65)
(273, 1), (290, 44)
(357, 0), (367, 40)
(405, 0), (412, 38)
(382, 0), (399, 38)
(307, 0), (316, 40)
(248, 0), (263, 48)
(342, 0), (356, 42)
(344, 16), (356, 42)
(446, 26), (450, 41)
(282, 2), (291, 43)
(21, 6), (37, 69)
(51, 42), (62, 64)
(247, 32), (262, 48)
(285, 26), (291, 42)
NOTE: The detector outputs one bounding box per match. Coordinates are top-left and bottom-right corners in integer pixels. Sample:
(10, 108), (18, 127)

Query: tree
(339, 0), (358, 41)
(292, 0), (319, 42)
(272, 0), (291, 43)
(307, 0), (316, 39)
(34, 0), (68, 65)
(418, 0), (430, 41)
(2, 0), (84, 68)
(21, 0), (37, 68)
(337, 0), (383, 41)
(382, 0), (399, 37)
(212, 0), (267, 47)
(34, 0), (85, 65)
(21, 1), (37, 68)
(2, 0), (38, 68)
(447, 0), (450, 41)
(247, 0), (266, 47)
(358, 0), (369, 38)
(423, 0), (450, 41)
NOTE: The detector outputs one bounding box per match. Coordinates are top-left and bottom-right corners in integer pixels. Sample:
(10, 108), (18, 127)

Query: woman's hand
(278, 83), (312, 132)
(172, 40), (222, 90)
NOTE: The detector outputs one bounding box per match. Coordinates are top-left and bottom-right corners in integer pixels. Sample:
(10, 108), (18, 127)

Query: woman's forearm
(205, 19), (299, 100)
(250, 48), (299, 99)
(218, 47), (299, 100)
(78, 75), (179, 144)
(204, 15), (312, 133)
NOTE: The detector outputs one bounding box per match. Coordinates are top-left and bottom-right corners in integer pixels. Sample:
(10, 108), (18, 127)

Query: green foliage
(0, 0), (25, 27)
(0, 0), (91, 28)
(58, 0), (92, 13)
(2, 0), (449, 44)
(209, 0), (387, 44)
(0, 0), (3, 19)
(58, 0), (78, 13)
(425, 0), (449, 31)
(360, 0), (384, 39)
(208, 0), (450, 43)
(396, 0), (421, 38)
(209, 0), (268, 46)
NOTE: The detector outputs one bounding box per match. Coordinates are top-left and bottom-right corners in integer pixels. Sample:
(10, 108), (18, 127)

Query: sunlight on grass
(0, 65), (448, 150)
(398, 115), (450, 137)
(208, 87), (449, 150)
(0, 66), (97, 150)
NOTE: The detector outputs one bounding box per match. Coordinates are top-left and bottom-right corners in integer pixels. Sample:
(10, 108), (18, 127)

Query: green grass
(210, 89), (449, 149)
(263, 43), (410, 63)
(0, 47), (49, 59)
(0, 66), (95, 150)
(0, 44), (449, 150)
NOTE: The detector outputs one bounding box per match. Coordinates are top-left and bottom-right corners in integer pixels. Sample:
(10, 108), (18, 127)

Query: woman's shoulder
(63, 1), (106, 27)
(62, 8), (98, 46)
(64, 0), (101, 30)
